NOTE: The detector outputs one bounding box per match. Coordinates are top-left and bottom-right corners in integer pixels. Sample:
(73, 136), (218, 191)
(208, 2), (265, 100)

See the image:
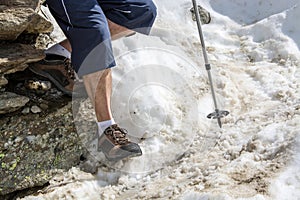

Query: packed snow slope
(23, 0), (300, 199)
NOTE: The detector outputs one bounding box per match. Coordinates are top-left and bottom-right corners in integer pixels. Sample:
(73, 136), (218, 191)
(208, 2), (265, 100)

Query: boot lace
(104, 125), (129, 145)
(63, 58), (75, 80)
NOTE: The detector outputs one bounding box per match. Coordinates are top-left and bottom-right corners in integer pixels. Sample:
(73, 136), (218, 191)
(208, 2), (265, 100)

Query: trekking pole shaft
(192, 0), (209, 64)
(207, 70), (219, 110)
(192, 0), (219, 110)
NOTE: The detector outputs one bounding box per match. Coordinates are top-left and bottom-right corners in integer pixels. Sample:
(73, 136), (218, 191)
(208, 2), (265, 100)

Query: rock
(25, 135), (36, 143)
(0, 8), (35, 40)
(21, 107), (30, 114)
(0, 0), (40, 10)
(0, 102), (83, 196)
(26, 12), (53, 34)
(14, 136), (24, 143)
(0, 43), (45, 73)
(39, 103), (48, 110)
(0, 43), (45, 86)
(0, 0), (53, 87)
(0, 92), (29, 114)
(0, 0), (53, 40)
(0, 75), (8, 87)
(31, 105), (41, 113)
(190, 5), (211, 24)
(0, 0), (82, 197)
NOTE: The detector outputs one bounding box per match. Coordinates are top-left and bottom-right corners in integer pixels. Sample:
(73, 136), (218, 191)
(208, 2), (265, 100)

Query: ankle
(97, 119), (116, 135)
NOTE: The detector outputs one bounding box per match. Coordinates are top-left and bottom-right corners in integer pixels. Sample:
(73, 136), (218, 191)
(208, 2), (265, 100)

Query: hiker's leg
(77, 20), (134, 122)
(83, 69), (112, 122)
(56, 20), (133, 122)
(78, 0), (158, 122)
(45, 0), (157, 121)
(44, 0), (134, 123)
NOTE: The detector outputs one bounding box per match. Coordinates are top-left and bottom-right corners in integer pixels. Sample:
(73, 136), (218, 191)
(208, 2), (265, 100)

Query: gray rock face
(0, 0), (82, 198)
(0, 92), (29, 114)
(0, 0), (52, 40)
(0, 102), (83, 196)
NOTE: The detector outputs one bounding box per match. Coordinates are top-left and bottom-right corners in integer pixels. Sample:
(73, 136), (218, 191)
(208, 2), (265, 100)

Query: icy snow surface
(22, 0), (300, 199)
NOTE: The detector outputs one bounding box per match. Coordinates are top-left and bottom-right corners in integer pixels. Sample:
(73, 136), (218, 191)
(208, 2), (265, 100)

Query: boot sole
(105, 151), (142, 162)
(98, 145), (142, 162)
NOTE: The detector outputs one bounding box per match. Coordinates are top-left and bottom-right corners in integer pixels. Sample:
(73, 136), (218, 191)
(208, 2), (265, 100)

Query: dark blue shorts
(45, 0), (157, 76)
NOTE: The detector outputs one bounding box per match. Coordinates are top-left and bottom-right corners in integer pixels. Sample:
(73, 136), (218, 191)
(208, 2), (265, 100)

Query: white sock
(45, 44), (71, 59)
(97, 119), (116, 136)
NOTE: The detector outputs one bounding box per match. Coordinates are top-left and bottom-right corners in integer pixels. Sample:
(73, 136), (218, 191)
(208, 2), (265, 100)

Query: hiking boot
(29, 54), (78, 96)
(98, 124), (142, 162)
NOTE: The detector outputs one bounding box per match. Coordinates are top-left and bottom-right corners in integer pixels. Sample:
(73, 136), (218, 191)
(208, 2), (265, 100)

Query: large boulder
(0, 0), (53, 40)
(0, 102), (83, 197)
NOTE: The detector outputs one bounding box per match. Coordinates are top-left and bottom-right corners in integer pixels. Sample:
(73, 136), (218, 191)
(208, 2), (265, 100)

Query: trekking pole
(192, 0), (229, 128)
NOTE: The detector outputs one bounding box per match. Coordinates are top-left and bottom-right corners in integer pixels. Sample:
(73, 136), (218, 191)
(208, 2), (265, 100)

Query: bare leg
(70, 19), (142, 161)
(83, 69), (112, 121)
(68, 20), (134, 122)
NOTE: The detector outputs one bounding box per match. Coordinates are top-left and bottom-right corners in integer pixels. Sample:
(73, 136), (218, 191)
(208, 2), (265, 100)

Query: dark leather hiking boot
(98, 124), (142, 162)
(29, 54), (78, 96)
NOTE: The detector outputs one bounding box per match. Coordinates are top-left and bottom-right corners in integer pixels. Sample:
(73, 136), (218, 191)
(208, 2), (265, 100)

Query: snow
(22, 0), (300, 199)
(269, 134), (300, 200)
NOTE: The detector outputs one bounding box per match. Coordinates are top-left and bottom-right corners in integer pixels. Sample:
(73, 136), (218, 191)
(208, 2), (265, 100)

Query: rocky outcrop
(0, 43), (45, 87)
(0, 102), (84, 197)
(0, 0), (84, 197)
(0, 0), (52, 40)
(0, 0), (53, 114)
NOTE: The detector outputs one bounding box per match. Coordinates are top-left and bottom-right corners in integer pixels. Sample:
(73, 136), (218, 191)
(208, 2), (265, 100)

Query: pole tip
(217, 118), (222, 128)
